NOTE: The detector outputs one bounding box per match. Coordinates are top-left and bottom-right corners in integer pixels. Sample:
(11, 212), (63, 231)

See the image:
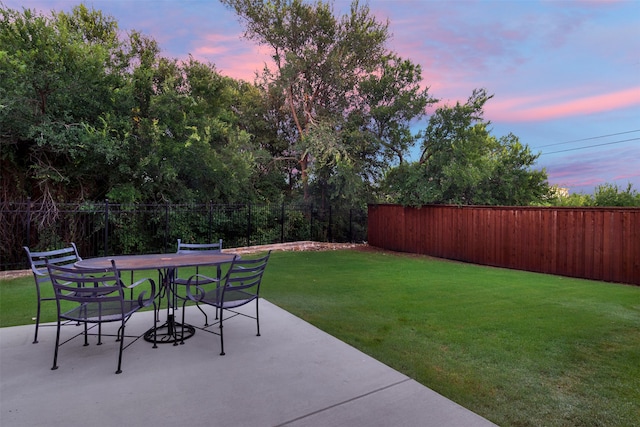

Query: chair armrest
(34, 267), (48, 277)
(123, 277), (157, 308)
(184, 274), (219, 302)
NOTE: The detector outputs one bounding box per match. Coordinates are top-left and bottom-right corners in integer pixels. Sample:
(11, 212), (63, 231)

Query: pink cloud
(195, 46), (229, 56)
(613, 170), (640, 182)
(486, 87), (640, 122)
(542, 144), (640, 192)
(572, 0), (629, 7)
(190, 42), (272, 82)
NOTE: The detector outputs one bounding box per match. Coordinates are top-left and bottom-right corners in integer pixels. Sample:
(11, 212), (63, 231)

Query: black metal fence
(1, 200), (368, 271)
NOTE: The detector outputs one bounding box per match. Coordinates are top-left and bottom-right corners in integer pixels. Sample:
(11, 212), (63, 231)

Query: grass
(2, 249), (639, 426)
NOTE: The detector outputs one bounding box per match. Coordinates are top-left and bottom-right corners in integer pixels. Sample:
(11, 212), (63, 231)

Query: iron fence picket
(1, 200), (367, 271)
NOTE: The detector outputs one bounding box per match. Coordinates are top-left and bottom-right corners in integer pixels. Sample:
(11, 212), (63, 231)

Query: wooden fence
(368, 204), (640, 286)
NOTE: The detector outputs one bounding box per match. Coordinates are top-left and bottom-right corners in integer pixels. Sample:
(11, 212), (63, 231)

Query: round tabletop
(75, 252), (237, 271)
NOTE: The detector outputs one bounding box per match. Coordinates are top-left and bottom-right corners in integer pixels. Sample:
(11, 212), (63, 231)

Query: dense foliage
(4, 1), (632, 212)
(1, 4), (282, 206)
(549, 183), (640, 207)
(221, 0), (436, 206)
(381, 89), (549, 205)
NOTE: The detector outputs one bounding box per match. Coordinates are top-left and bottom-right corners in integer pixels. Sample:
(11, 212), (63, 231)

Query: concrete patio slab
(0, 300), (497, 427)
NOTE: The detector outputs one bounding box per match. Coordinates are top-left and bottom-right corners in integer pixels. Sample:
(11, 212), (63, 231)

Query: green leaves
(550, 183), (640, 207)
(356, 54), (437, 165)
(383, 89), (550, 206)
(1, 4), (126, 200)
(2, 2), (584, 208)
(223, 0), (392, 202)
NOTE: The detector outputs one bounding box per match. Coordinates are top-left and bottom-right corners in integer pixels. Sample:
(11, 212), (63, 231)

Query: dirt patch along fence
(368, 204), (640, 286)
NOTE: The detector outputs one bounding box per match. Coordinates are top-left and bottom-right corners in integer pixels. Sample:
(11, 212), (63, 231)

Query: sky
(5, 0), (640, 194)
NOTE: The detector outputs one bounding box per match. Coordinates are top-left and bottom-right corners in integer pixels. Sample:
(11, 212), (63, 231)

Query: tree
(355, 54), (436, 165)
(550, 183), (640, 207)
(221, 0), (390, 200)
(593, 182), (640, 206)
(1, 3), (281, 206)
(102, 52), (269, 204)
(0, 4), (124, 203)
(381, 89), (550, 206)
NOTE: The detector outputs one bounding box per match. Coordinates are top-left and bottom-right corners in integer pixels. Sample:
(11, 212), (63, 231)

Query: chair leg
(152, 302), (158, 349)
(51, 321), (61, 370)
(116, 322), (125, 374)
(215, 266), (221, 320)
(180, 300), (187, 345)
(219, 309), (225, 356)
(83, 322), (89, 346)
(97, 323), (103, 345)
(33, 300), (41, 344)
(196, 303), (209, 326)
(256, 299), (260, 337)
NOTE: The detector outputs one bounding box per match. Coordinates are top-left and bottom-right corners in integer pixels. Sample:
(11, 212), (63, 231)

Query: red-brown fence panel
(368, 204), (640, 286)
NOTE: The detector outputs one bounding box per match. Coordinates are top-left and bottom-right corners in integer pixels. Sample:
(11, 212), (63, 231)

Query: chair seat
(61, 300), (145, 323)
(201, 288), (257, 309)
(174, 276), (217, 285)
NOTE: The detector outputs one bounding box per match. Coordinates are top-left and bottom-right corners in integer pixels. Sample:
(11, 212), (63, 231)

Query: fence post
(247, 203), (252, 247)
(328, 205), (332, 242)
(26, 197), (31, 249)
(104, 199), (109, 256)
(208, 201), (213, 243)
(310, 204), (314, 241)
(349, 208), (353, 243)
(164, 202), (170, 252)
(280, 202), (285, 243)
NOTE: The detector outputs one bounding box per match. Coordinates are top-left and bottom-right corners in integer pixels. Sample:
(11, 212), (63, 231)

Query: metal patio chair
(174, 239), (224, 325)
(23, 244), (82, 344)
(180, 251), (271, 355)
(46, 260), (157, 374)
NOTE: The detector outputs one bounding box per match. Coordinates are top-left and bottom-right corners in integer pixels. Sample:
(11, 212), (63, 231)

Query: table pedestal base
(144, 314), (195, 345)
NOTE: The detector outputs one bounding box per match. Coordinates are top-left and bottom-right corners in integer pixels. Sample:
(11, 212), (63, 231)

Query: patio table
(75, 252), (237, 345)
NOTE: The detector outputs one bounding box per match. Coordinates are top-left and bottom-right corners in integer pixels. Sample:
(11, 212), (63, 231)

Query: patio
(0, 300), (496, 426)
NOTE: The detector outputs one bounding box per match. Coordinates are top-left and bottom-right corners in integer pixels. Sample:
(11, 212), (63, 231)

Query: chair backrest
(177, 239), (223, 254)
(221, 251), (271, 298)
(24, 243), (82, 284)
(46, 261), (125, 310)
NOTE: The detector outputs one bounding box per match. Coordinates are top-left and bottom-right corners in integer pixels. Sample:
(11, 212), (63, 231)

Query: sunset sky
(6, 0), (640, 194)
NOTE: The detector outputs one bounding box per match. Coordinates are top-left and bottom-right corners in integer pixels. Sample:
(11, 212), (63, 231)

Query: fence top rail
(3, 201), (365, 210)
(368, 203), (640, 213)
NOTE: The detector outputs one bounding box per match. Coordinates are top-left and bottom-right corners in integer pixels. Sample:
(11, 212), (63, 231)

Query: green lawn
(2, 249), (639, 426)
